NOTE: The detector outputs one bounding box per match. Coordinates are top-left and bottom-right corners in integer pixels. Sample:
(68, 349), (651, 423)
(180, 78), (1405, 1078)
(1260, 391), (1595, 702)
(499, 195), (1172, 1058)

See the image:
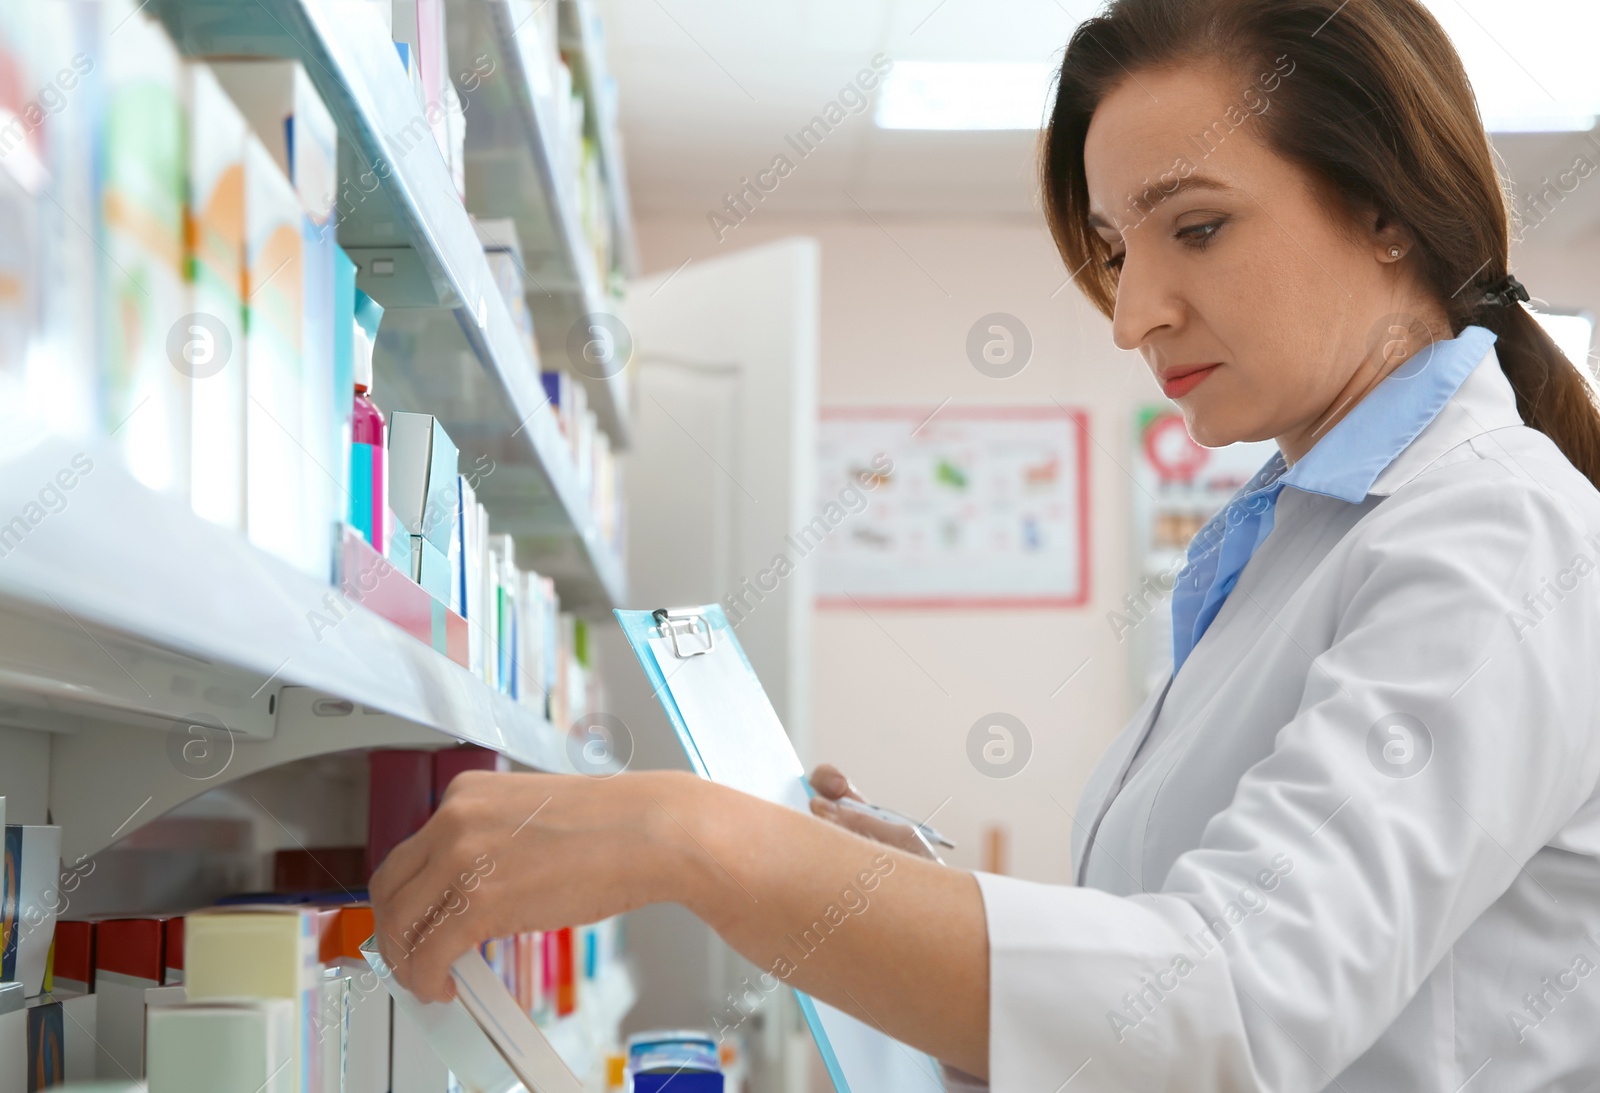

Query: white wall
(636, 211), (1156, 885)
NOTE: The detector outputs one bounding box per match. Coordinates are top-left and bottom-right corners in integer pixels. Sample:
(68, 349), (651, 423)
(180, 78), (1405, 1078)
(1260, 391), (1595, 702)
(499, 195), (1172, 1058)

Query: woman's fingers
(373, 821), (490, 1001)
(369, 770), (694, 1002)
(808, 763), (864, 801)
(810, 797), (934, 858)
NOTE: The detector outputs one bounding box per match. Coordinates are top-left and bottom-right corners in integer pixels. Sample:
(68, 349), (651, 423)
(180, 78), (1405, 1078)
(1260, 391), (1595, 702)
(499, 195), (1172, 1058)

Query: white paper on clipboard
(642, 623), (944, 1093)
(646, 634), (809, 811)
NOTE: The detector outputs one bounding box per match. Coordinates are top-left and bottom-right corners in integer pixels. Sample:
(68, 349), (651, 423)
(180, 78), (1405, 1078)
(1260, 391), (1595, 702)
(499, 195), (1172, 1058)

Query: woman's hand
(369, 762), (990, 1076)
(368, 768), (706, 1002)
(807, 764), (937, 859)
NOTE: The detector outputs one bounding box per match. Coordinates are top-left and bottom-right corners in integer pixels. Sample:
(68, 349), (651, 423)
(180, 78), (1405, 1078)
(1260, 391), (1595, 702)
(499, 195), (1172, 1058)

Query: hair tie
(1479, 274), (1530, 308)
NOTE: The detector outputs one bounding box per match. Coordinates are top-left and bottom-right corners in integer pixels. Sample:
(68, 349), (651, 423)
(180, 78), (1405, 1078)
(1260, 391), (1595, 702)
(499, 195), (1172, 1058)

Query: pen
(834, 796), (956, 849)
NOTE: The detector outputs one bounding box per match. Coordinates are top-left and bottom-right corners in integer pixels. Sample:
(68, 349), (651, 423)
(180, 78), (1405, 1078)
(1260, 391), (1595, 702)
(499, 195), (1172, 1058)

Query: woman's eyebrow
(1087, 174), (1238, 230)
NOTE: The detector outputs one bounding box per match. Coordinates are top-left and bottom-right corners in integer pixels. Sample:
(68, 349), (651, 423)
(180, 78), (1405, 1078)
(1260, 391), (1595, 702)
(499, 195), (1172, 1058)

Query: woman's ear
(1372, 212), (1411, 262)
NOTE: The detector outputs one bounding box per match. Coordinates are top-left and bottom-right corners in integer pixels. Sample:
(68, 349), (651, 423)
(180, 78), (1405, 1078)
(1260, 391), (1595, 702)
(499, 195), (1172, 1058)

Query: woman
(371, 0), (1600, 1087)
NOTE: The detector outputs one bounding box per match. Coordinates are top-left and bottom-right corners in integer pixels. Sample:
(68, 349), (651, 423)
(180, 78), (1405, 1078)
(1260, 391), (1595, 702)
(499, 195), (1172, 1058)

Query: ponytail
(1473, 300), (1600, 484)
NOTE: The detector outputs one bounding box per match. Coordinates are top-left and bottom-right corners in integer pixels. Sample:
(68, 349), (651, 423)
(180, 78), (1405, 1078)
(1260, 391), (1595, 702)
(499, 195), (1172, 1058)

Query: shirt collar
(1243, 325), (1505, 504)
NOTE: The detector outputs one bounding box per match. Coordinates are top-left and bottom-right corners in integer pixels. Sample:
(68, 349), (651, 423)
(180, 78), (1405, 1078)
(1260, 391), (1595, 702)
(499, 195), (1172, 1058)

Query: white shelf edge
(0, 433), (580, 859)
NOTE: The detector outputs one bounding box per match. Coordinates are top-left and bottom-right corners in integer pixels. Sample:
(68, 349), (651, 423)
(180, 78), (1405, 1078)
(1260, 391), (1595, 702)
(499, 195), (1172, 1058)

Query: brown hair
(1041, 0), (1600, 485)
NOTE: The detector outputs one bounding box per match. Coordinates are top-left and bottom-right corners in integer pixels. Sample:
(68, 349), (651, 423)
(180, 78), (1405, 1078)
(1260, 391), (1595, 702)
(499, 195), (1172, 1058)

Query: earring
(1388, 245), (1404, 259)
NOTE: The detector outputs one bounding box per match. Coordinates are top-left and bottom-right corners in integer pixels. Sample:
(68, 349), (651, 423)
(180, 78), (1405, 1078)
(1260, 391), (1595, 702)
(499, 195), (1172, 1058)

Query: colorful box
(338, 528), (469, 667)
(50, 920), (94, 995)
(332, 247), (357, 541)
(2, 825), (61, 995)
(18, 8), (100, 441)
(207, 61), (337, 221)
(414, 536), (452, 604)
(321, 907), (387, 1093)
(241, 134), (306, 573)
(100, 0), (189, 497)
(185, 62), (249, 532)
(367, 751), (433, 878)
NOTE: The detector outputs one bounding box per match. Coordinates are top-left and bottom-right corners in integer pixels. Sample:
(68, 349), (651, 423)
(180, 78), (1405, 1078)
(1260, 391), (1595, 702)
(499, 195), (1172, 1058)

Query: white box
(100, 0), (190, 497)
(92, 973), (150, 1080)
(209, 60), (336, 225)
(146, 1000), (297, 1093)
(185, 62), (249, 531)
(0, 982), (21, 1093)
(213, 62), (339, 580)
(333, 959), (390, 1093)
(58, 991), (96, 1083)
(242, 135), (307, 573)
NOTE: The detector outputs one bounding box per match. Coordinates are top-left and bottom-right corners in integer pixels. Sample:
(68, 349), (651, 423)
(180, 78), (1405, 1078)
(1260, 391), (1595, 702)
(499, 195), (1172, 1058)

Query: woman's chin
(1180, 409), (1241, 450)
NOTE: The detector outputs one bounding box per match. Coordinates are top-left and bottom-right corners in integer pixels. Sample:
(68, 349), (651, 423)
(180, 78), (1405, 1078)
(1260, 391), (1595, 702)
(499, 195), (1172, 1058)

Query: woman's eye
(1176, 220), (1225, 249)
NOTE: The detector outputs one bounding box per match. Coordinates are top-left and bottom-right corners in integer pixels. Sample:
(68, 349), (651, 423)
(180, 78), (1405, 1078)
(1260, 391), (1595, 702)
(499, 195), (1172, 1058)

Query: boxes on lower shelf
(2, 900), (627, 1092)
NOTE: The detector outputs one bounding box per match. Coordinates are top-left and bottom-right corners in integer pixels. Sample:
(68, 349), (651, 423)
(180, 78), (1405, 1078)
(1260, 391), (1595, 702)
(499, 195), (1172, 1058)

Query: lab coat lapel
(1072, 671), (1174, 885)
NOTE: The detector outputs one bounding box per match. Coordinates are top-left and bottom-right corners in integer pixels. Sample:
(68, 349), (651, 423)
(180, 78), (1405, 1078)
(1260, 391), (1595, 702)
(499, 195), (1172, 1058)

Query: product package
(388, 411), (460, 561)
(331, 247), (357, 542)
(92, 917), (176, 1079)
(100, 0), (189, 497)
(185, 61), (249, 531)
(320, 906), (388, 1093)
(14, 7), (100, 440)
(432, 746), (506, 804)
(349, 291), (387, 553)
(0, 981), (22, 1093)
(0, 11), (41, 425)
(49, 921), (95, 996)
(241, 134), (306, 572)
(145, 999), (297, 1093)
(211, 60), (341, 580)
(2, 824), (62, 995)
(366, 750), (433, 878)
(184, 906), (323, 1093)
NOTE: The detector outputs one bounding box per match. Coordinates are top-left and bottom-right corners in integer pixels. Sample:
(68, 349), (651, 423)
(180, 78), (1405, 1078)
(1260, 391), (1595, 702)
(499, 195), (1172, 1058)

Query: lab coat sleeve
(980, 468), (1600, 1093)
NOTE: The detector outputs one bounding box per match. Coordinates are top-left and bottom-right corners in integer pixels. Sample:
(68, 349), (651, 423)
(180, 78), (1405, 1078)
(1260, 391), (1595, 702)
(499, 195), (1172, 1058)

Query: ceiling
(595, 0), (1600, 238)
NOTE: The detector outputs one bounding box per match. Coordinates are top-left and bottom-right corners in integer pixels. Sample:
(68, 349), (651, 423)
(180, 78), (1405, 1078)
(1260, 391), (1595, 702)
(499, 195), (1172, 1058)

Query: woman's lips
(1161, 364), (1220, 399)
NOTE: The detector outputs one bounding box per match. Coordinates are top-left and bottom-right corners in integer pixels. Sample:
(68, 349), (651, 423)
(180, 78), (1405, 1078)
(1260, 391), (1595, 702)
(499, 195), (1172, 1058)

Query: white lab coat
(972, 348), (1600, 1092)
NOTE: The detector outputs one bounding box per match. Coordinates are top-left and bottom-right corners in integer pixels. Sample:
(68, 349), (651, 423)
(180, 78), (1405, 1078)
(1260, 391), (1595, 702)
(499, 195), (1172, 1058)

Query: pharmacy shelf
(560, 0), (641, 280)
(451, 0), (634, 448)
(150, 0), (627, 613)
(547, 961), (639, 1085)
(0, 436), (581, 861)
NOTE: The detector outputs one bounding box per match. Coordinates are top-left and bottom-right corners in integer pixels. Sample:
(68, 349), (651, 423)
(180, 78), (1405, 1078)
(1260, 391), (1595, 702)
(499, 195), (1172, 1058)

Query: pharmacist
(371, 0), (1600, 1088)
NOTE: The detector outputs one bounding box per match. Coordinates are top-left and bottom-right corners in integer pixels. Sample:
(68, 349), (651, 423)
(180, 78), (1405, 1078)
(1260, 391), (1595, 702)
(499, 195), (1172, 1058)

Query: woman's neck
(1277, 307), (1453, 466)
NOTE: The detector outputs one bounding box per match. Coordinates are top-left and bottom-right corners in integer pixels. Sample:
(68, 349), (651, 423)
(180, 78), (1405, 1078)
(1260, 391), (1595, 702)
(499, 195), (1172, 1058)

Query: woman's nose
(1110, 250), (1183, 352)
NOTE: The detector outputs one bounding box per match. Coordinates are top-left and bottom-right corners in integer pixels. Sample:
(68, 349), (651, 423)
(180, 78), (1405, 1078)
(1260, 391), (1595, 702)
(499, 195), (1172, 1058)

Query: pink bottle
(351, 291), (387, 551)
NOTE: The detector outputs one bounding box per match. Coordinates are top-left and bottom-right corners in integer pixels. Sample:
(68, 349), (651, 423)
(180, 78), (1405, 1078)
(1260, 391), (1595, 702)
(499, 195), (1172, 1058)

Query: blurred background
(0, 1), (1594, 1090)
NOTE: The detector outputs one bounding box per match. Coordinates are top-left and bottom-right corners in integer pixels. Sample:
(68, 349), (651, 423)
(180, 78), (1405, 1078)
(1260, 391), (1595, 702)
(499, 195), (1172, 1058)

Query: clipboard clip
(652, 608), (715, 659)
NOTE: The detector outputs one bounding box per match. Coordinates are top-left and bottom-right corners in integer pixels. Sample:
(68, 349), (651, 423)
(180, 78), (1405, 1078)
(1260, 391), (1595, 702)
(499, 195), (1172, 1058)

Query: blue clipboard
(616, 605), (944, 1093)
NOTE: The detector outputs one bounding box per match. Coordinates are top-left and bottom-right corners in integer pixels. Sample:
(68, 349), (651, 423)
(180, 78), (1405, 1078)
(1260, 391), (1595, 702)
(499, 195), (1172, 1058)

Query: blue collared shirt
(1170, 324), (1499, 675)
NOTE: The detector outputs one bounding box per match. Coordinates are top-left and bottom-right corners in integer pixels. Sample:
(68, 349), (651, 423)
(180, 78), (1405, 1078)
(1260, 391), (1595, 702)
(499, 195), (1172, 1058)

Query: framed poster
(1127, 405), (1276, 698)
(815, 406), (1089, 609)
